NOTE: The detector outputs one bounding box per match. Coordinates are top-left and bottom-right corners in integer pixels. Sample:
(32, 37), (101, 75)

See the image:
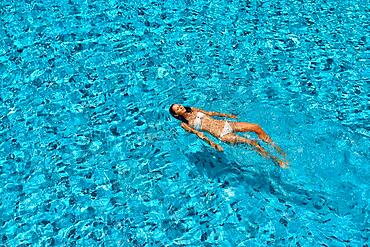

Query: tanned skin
(170, 104), (287, 168)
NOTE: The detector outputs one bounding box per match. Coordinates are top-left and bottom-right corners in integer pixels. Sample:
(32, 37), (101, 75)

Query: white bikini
(193, 112), (233, 137)
(193, 112), (205, 130)
(220, 121), (233, 138)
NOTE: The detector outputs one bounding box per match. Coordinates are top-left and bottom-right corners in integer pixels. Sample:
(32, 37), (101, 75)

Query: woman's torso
(187, 110), (228, 137)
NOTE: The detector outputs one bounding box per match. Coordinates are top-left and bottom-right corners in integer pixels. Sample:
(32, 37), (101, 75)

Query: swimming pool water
(0, 0), (369, 246)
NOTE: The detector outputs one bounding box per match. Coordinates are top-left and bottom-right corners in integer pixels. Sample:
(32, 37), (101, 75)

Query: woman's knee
(249, 124), (263, 134)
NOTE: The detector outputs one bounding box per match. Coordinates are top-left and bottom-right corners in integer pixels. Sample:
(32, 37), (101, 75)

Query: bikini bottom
(220, 121), (233, 138)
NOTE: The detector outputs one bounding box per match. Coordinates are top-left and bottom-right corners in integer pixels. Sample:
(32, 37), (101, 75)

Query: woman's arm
(181, 123), (223, 152)
(191, 107), (237, 119)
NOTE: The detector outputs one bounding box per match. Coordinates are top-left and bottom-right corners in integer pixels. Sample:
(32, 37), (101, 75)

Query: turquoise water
(1, 0), (369, 245)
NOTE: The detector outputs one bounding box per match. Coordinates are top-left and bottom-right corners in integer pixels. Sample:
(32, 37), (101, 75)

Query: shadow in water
(184, 148), (360, 219)
(185, 148), (278, 191)
(186, 148), (242, 178)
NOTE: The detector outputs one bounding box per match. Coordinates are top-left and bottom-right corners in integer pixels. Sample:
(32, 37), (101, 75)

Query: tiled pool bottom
(1, 0), (369, 245)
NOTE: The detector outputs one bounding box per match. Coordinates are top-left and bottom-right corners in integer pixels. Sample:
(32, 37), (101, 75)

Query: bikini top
(193, 112), (205, 130)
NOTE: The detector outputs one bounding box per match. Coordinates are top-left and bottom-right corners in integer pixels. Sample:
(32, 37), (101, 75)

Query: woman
(169, 104), (287, 168)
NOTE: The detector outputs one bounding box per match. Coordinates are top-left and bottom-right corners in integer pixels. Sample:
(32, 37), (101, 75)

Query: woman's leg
(230, 122), (286, 157)
(220, 133), (287, 168)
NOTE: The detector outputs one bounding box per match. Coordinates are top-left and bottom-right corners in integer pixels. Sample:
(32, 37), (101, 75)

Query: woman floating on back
(169, 104), (287, 168)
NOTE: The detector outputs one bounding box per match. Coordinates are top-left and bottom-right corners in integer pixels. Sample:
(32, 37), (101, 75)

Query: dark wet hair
(169, 104), (192, 124)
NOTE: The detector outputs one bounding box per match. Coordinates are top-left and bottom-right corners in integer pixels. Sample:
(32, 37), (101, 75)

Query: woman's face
(172, 104), (186, 115)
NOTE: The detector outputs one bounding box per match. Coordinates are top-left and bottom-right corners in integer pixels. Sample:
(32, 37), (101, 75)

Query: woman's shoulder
(191, 107), (204, 113)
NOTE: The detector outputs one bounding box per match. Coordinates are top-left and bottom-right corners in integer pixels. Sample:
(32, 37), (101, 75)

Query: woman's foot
(278, 160), (289, 169)
(272, 157), (289, 169)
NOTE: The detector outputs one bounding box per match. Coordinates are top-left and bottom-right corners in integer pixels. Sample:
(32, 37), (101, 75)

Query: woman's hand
(216, 145), (224, 152)
(212, 143), (224, 152)
(227, 114), (238, 119)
